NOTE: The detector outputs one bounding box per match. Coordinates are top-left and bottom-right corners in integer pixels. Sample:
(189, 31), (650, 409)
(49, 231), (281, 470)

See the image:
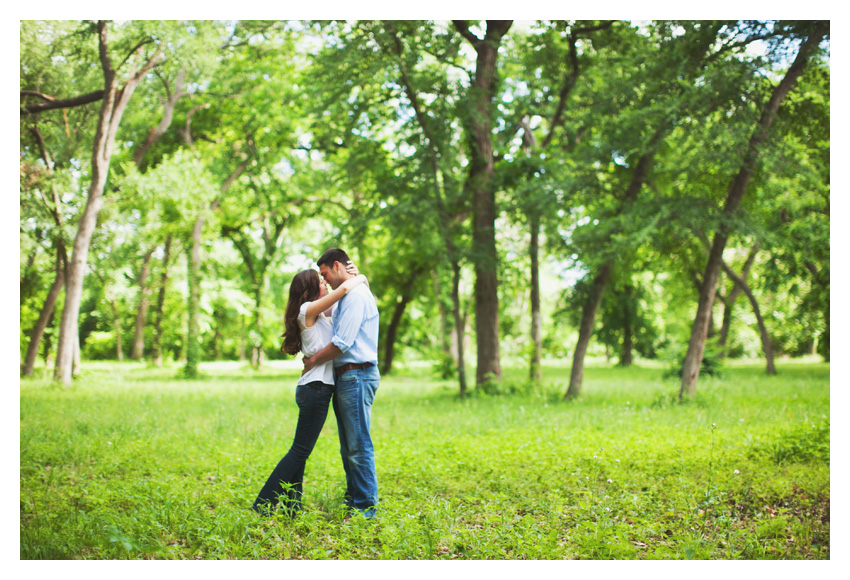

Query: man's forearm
(304, 343), (343, 371)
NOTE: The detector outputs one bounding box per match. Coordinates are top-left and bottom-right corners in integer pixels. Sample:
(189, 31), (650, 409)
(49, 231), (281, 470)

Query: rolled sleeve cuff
(331, 335), (352, 354)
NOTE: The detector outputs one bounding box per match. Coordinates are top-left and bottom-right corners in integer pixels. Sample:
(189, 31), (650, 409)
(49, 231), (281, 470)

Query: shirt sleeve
(331, 292), (366, 354)
(298, 302), (309, 327)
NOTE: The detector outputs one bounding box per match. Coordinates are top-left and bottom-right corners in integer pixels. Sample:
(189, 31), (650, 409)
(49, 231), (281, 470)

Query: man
(302, 248), (380, 518)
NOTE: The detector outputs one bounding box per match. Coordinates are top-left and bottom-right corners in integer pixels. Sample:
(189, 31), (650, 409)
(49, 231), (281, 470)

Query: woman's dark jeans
(252, 381), (334, 514)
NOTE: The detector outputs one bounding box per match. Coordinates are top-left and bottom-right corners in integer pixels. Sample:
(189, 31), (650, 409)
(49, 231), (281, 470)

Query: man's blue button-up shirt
(331, 283), (379, 366)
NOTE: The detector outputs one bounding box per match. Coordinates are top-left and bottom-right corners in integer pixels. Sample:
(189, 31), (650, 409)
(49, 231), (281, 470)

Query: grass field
(20, 359), (829, 559)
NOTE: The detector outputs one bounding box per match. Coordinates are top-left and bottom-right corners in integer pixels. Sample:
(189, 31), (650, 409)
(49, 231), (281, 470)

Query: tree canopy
(20, 20), (830, 397)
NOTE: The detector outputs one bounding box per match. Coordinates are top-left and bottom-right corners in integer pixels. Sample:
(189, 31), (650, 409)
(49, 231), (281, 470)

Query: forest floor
(20, 359), (830, 560)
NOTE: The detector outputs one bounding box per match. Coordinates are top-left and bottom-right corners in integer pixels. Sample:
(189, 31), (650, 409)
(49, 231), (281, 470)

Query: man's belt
(335, 362), (375, 373)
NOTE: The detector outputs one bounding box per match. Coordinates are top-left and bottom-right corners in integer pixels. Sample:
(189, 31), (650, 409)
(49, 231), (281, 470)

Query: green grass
(20, 359), (829, 559)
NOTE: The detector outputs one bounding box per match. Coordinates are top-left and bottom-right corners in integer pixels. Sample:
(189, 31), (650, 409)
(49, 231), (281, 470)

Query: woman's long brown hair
(280, 269), (321, 355)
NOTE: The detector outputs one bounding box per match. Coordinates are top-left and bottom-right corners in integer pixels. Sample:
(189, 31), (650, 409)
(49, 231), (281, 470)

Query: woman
(253, 264), (367, 515)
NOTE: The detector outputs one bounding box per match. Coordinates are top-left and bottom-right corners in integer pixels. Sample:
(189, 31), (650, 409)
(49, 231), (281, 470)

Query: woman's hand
(345, 261), (359, 276)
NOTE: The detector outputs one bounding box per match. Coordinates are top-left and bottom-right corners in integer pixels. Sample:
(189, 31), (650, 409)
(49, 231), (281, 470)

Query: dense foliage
(20, 20), (829, 392)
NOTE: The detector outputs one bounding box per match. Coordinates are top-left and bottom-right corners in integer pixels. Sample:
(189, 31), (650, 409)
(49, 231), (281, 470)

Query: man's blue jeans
(252, 381), (334, 514)
(333, 364), (380, 517)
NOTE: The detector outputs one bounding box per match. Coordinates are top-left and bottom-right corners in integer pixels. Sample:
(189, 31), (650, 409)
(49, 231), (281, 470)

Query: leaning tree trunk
(680, 22), (827, 399)
(717, 244), (759, 355)
(54, 21), (161, 384)
(382, 270), (421, 375)
(529, 212), (543, 382)
(21, 128), (68, 377)
(132, 69), (186, 167)
(452, 20), (512, 388)
(565, 262), (612, 399)
(563, 130), (662, 399)
(721, 261), (776, 375)
(22, 251), (65, 376)
(382, 294), (412, 376)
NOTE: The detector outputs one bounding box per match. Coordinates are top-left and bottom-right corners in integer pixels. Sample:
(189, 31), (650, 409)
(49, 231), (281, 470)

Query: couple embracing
(253, 248), (380, 518)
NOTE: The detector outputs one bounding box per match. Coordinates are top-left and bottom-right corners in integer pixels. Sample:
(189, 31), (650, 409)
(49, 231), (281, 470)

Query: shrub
(664, 339), (724, 379)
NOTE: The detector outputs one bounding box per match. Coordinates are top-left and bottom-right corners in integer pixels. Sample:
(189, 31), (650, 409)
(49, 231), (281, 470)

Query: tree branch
(118, 37), (155, 71)
(572, 20), (615, 35)
(21, 90), (56, 101)
(181, 102), (211, 148)
(29, 125), (53, 169)
(452, 20), (482, 49)
(21, 90), (105, 115)
(541, 33), (580, 149)
(484, 20), (513, 43)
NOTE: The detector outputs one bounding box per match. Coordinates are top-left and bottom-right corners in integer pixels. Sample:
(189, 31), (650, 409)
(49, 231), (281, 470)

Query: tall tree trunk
(382, 271), (421, 375)
(721, 261), (777, 375)
(183, 159), (251, 378)
(432, 270), (455, 365)
(680, 22), (826, 399)
(565, 262), (612, 399)
(802, 261), (829, 362)
(251, 283), (264, 370)
(128, 71), (185, 361)
(451, 259), (468, 397)
(453, 20), (512, 388)
(382, 295), (412, 376)
(42, 307), (57, 370)
(239, 315), (247, 362)
(54, 21), (161, 384)
(212, 309), (223, 361)
(131, 249), (154, 359)
(184, 219), (203, 378)
(111, 298), (124, 361)
(386, 24), (475, 396)
(529, 212), (542, 382)
(620, 305), (633, 367)
(151, 236), (172, 367)
(22, 251), (65, 376)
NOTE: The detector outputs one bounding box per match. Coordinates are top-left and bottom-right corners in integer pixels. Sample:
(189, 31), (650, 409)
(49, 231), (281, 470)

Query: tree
(453, 20), (513, 388)
(680, 21), (829, 399)
(501, 20), (616, 383)
(36, 21), (163, 384)
(305, 20), (473, 393)
(220, 172), (291, 369)
(20, 20), (101, 375)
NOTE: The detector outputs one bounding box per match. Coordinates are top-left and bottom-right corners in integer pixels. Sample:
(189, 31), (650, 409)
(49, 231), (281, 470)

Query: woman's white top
(297, 301), (335, 386)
